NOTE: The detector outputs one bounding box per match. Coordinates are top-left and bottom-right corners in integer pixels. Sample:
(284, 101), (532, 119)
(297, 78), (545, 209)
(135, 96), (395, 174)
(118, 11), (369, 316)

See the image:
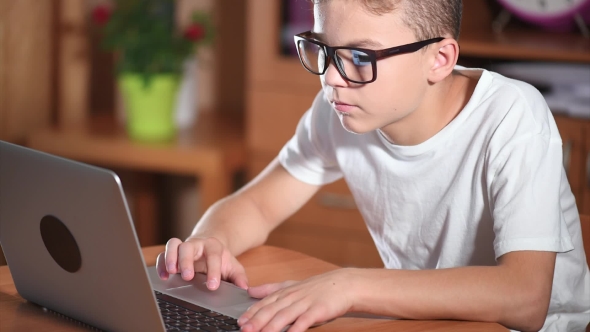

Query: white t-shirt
(278, 67), (590, 331)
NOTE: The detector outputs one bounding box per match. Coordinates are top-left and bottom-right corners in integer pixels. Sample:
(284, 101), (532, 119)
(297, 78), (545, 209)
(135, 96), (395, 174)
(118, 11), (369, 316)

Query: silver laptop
(0, 140), (258, 332)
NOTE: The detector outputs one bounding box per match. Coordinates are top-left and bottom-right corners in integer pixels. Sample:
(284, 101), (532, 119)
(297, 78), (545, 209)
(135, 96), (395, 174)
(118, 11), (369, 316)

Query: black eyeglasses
(293, 31), (444, 84)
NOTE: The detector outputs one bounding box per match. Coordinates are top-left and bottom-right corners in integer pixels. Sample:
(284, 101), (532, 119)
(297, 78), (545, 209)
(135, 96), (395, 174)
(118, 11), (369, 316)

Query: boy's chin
(339, 118), (372, 135)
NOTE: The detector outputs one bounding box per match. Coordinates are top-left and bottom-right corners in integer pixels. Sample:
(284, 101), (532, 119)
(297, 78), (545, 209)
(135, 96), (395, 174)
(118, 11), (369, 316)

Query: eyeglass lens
(297, 40), (373, 83)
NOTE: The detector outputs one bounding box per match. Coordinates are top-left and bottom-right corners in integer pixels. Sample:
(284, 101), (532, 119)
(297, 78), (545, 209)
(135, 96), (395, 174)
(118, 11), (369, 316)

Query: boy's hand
(237, 269), (354, 332)
(155, 237), (249, 290)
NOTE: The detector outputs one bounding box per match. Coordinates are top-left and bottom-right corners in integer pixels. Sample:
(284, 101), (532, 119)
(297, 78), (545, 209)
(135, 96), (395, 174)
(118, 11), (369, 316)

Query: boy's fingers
(233, 275), (249, 290)
(228, 261), (249, 290)
(204, 241), (223, 290)
(248, 281), (297, 299)
(162, 236), (245, 289)
(178, 241), (203, 280)
(247, 283), (283, 299)
(164, 238), (183, 274)
(155, 252), (169, 280)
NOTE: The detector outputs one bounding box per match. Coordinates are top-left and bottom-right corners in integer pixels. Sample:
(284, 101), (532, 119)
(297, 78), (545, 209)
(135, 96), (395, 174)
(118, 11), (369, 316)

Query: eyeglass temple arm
(376, 37), (444, 58)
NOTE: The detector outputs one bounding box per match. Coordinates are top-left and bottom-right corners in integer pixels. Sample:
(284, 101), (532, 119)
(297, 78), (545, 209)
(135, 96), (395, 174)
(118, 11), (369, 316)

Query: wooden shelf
(27, 111), (246, 245)
(28, 112), (245, 178)
(459, 0), (590, 64)
(460, 26), (590, 63)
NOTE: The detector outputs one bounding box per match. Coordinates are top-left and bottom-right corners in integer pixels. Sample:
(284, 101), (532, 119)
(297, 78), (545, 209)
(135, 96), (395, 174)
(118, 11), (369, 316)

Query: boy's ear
(427, 38), (459, 83)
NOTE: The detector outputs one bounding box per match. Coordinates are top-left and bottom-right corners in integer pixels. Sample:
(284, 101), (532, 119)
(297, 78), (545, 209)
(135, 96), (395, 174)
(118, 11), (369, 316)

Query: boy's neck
(379, 69), (478, 146)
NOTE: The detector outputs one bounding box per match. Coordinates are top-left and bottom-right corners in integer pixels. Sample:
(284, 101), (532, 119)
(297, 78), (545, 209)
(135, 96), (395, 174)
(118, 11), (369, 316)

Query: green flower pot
(118, 74), (180, 142)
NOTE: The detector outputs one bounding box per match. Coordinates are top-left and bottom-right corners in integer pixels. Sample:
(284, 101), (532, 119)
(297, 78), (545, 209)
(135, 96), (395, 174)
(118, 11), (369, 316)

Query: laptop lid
(0, 141), (166, 332)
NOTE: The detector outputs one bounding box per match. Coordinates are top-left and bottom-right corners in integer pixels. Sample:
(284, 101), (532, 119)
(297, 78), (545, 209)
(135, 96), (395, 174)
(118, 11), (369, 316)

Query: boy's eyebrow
(345, 39), (384, 48)
(310, 32), (384, 48)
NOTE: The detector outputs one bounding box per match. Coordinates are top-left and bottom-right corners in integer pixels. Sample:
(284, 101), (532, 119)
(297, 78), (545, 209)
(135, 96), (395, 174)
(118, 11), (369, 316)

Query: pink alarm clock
(496, 0), (590, 31)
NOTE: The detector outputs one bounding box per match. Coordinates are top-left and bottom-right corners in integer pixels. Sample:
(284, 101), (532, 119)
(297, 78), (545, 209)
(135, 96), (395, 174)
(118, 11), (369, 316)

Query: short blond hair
(312, 0), (463, 40)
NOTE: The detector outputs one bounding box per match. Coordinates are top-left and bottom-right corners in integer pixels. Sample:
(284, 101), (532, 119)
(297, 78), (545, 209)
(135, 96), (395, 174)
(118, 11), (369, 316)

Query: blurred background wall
(0, 0), (588, 268)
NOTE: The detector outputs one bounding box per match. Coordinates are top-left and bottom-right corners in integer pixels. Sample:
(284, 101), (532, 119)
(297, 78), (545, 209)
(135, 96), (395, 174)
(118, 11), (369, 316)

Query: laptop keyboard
(155, 291), (241, 332)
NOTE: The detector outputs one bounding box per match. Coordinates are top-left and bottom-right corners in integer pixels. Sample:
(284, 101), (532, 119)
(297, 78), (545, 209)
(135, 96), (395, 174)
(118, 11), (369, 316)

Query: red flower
(184, 24), (205, 41)
(92, 6), (111, 26)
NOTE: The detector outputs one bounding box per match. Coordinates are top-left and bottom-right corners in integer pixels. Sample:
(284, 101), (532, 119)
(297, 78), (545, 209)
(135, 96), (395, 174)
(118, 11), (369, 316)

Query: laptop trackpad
(148, 267), (258, 316)
(166, 275), (256, 307)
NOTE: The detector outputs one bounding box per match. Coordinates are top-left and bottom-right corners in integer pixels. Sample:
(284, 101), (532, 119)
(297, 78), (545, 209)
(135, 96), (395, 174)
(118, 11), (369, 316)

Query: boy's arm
(350, 250), (556, 331)
(158, 157), (321, 288)
(190, 157), (321, 256)
(241, 250), (555, 332)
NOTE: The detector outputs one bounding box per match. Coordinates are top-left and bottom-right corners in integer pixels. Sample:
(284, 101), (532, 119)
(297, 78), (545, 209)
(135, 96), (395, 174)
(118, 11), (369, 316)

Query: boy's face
(314, 1), (433, 134)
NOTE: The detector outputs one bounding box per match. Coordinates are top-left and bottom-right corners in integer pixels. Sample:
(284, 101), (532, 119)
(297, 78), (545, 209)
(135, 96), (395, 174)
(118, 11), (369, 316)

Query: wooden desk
(0, 245), (507, 331)
(27, 112), (246, 246)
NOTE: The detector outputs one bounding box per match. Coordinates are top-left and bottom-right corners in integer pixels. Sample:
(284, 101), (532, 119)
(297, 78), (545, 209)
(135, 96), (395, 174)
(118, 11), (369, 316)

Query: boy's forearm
(348, 253), (554, 332)
(188, 193), (274, 256)
(185, 159), (320, 257)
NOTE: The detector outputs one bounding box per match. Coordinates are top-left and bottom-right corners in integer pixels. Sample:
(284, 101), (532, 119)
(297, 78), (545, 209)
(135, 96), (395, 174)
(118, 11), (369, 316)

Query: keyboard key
(223, 319), (238, 325)
(189, 321), (208, 328)
(203, 311), (222, 318)
(200, 326), (222, 332)
(219, 325), (240, 331)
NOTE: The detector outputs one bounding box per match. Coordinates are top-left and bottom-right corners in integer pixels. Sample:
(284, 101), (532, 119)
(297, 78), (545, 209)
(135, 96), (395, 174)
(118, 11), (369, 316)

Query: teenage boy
(157, 1), (590, 331)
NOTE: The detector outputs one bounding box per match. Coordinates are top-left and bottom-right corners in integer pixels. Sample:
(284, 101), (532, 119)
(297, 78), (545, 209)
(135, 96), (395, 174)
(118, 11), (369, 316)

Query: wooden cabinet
(582, 121), (590, 215)
(554, 116), (590, 214)
(0, 0), (54, 144)
(245, 0), (590, 267)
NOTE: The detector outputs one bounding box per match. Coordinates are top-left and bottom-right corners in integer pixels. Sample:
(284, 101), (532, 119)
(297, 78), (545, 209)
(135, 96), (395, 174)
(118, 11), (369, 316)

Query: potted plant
(91, 0), (214, 142)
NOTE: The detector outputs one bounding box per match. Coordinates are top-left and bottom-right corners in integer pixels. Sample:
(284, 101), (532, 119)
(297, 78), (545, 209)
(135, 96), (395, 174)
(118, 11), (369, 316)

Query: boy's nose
(322, 61), (349, 88)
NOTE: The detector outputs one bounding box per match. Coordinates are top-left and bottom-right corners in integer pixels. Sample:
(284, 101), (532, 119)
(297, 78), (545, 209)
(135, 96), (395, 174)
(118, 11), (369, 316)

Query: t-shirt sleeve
(488, 90), (574, 259)
(278, 91), (343, 185)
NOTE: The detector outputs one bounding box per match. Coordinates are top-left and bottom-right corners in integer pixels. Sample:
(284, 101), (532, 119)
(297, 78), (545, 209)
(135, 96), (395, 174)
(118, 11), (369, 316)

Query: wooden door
(57, 0), (90, 126)
(0, 0), (54, 143)
(580, 214), (590, 268)
(554, 115), (585, 210)
(582, 123), (590, 215)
